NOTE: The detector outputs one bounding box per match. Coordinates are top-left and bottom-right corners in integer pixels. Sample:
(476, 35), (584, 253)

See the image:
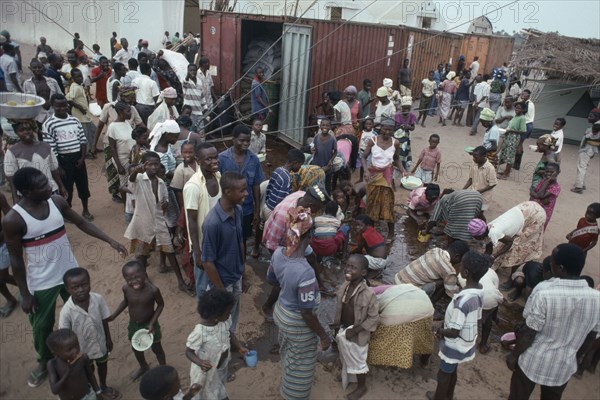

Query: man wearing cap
(147, 87), (179, 131)
(36, 36), (53, 57)
(572, 109), (600, 194)
(261, 184), (331, 320)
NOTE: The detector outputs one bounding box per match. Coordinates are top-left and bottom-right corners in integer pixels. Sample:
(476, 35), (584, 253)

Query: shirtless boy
(46, 329), (102, 400)
(109, 260), (166, 380)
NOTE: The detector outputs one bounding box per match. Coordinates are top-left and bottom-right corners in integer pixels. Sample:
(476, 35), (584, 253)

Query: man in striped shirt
(182, 64), (207, 131)
(43, 94), (93, 220)
(395, 240), (470, 304)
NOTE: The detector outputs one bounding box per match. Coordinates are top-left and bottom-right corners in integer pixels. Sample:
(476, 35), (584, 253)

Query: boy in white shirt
(550, 118), (565, 162)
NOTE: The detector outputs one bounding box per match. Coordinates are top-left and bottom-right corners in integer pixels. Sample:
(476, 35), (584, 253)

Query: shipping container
(460, 34), (515, 75)
(200, 10), (514, 146)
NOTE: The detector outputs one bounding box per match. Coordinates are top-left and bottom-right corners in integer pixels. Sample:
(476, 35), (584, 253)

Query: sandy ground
(1, 42), (599, 399)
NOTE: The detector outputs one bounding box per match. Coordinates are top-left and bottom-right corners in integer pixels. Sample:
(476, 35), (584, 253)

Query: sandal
(101, 387), (122, 400)
(82, 211), (95, 221)
(27, 367), (48, 388)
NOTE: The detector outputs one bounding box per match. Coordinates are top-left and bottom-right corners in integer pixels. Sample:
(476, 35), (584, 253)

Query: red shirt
(90, 66), (111, 103)
(569, 218), (599, 250)
(362, 226), (385, 252)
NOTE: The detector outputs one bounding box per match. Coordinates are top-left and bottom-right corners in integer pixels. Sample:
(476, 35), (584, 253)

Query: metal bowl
(0, 93), (45, 120)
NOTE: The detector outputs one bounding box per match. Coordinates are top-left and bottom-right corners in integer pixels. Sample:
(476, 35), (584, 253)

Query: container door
(278, 24), (313, 147)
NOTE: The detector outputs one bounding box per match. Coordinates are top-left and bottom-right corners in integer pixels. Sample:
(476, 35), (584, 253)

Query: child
(59, 268), (120, 399)
(249, 119), (267, 156)
(406, 183), (441, 225)
(427, 250), (487, 400)
(529, 162), (561, 230)
(311, 201), (349, 258)
(331, 189), (347, 221)
(124, 151), (192, 295)
(394, 98), (416, 140)
(550, 118), (565, 162)
(0, 192), (18, 318)
(567, 202), (600, 260)
(46, 329), (102, 400)
(352, 215), (389, 274)
(171, 142), (198, 209)
(410, 134), (441, 184)
(310, 118), (337, 193)
(139, 365), (202, 400)
(185, 289), (247, 400)
(334, 254), (379, 400)
(358, 118), (376, 182)
(110, 260), (166, 381)
(129, 127), (150, 165)
(572, 121), (600, 193)
(66, 68), (97, 159)
(457, 256), (502, 354)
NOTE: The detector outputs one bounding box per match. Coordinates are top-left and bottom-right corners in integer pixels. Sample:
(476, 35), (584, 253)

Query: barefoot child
(185, 289), (248, 400)
(427, 250), (486, 400)
(249, 118), (267, 157)
(358, 118), (376, 182)
(59, 268), (120, 399)
(410, 134), (441, 184)
(110, 260), (166, 380)
(352, 215), (389, 274)
(124, 151), (192, 295)
(46, 329), (103, 400)
(139, 365), (202, 400)
(334, 254), (379, 399)
(171, 142), (198, 209)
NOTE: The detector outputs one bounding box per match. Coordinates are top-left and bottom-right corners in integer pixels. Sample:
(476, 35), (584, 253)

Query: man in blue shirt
(252, 148), (305, 258)
(45, 54), (65, 94)
(251, 67), (269, 120)
(201, 171), (247, 333)
(219, 124), (265, 255)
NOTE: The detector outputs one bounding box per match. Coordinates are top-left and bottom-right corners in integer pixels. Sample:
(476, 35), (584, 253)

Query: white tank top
(12, 199), (78, 293)
(370, 137), (396, 168)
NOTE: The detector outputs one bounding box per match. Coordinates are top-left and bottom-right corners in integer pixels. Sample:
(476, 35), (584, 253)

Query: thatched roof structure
(511, 29), (600, 84)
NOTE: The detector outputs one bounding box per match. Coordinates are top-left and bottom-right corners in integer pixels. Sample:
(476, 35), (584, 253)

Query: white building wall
(1, 0), (184, 54)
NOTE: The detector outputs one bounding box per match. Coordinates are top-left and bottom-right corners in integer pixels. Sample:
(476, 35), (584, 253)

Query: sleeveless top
(12, 199), (78, 293)
(371, 137), (396, 169)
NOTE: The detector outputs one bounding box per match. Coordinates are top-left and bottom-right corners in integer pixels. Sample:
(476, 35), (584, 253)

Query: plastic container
(244, 350), (258, 368)
(400, 176), (423, 190)
(131, 329), (154, 351)
(0, 93), (45, 120)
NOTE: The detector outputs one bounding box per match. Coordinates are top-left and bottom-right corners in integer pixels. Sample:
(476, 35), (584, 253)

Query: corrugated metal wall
(199, 11), (514, 134)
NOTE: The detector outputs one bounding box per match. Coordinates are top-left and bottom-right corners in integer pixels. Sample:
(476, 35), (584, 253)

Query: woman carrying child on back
(185, 289), (247, 400)
(361, 119), (406, 242)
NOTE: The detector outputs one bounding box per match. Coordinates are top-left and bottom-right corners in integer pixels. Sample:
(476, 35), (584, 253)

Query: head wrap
(161, 87), (178, 99)
(307, 183), (330, 203)
(376, 86), (389, 97)
(118, 85), (138, 97)
(446, 71), (456, 80)
(537, 134), (557, 151)
(344, 85), (357, 95)
(383, 78), (393, 88)
(479, 108), (496, 122)
(400, 96), (413, 107)
(468, 218), (488, 237)
(148, 119), (180, 150)
(114, 43), (122, 50)
(285, 206), (313, 256)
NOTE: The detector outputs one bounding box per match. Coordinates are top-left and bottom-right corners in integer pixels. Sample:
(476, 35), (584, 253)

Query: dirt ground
(1, 42), (599, 399)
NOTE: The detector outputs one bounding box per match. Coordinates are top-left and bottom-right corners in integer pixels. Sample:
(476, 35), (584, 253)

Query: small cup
(244, 350), (258, 368)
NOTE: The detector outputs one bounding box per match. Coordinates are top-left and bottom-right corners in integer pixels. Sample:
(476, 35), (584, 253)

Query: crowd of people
(0, 30), (599, 400)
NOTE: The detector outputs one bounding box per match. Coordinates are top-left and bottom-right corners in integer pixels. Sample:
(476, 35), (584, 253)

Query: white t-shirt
(488, 205), (525, 246)
(107, 121), (135, 165)
(470, 61), (480, 77)
(360, 130), (376, 151)
(551, 129), (564, 153)
(421, 79), (436, 97)
(113, 48), (132, 64)
(333, 101), (352, 125)
(474, 82), (490, 108)
(132, 75), (160, 106)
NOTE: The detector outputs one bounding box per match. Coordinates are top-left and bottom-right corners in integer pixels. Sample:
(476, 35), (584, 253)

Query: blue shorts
(0, 243), (9, 270)
(439, 359), (458, 373)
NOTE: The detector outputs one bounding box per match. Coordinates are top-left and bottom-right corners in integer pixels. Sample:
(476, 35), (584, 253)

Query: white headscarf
(149, 119), (180, 150)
